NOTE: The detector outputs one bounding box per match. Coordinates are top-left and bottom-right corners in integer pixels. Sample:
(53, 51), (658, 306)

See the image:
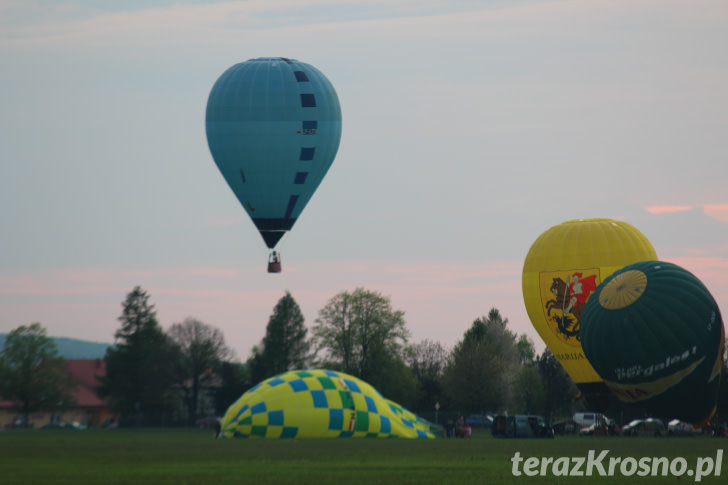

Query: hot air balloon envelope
(522, 218), (657, 405)
(206, 57), (342, 250)
(580, 261), (725, 425)
(219, 369), (439, 439)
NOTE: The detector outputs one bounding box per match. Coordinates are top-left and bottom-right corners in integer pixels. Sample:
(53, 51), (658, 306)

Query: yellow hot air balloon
(522, 218), (657, 406)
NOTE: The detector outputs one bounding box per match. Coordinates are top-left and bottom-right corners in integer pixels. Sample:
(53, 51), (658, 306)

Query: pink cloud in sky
(703, 204), (728, 223)
(0, 260), (535, 359)
(644, 203), (728, 224)
(660, 255), (728, 328)
(4, 254), (727, 361)
(645, 205), (694, 214)
(663, 256), (728, 285)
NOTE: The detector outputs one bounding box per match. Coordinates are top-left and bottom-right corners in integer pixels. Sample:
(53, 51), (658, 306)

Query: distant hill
(0, 334), (112, 359)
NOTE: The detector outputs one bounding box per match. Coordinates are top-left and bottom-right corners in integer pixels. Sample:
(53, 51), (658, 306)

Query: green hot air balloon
(580, 261), (725, 426)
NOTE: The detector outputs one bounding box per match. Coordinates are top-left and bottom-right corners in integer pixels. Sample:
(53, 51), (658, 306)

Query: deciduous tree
(312, 288), (410, 398)
(313, 288), (408, 377)
(0, 323), (77, 426)
(168, 317), (233, 425)
(516, 334), (536, 365)
(405, 339), (450, 412)
(515, 363), (546, 415)
(443, 308), (520, 413)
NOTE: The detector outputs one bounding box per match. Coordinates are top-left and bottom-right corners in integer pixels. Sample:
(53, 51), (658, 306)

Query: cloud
(644, 203), (728, 229)
(0, 259), (532, 358)
(704, 204), (728, 223)
(2, 0), (727, 360)
(4, 253), (726, 361)
(8, 0), (714, 57)
(645, 204), (728, 223)
(662, 256), (728, 319)
(645, 205), (694, 214)
(0, 0), (491, 47)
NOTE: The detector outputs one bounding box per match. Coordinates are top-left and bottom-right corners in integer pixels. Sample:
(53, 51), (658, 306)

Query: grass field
(1, 427), (726, 484)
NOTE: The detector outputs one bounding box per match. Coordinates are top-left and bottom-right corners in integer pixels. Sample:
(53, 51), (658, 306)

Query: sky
(1, 0), (727, 362)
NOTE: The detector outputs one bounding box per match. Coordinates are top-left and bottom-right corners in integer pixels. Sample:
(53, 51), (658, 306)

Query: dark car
(466, 414), (493, 428)
(621, 418), (665, 437)
(41, 421), (86, 430)
(492, 415), (554, 439)
(552, 420), (578, 435)
(41, 422), (66, 429)
(195, 416), (220, 429)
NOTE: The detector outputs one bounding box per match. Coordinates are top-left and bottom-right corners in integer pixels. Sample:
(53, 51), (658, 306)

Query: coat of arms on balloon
(538, 269), (599, 346)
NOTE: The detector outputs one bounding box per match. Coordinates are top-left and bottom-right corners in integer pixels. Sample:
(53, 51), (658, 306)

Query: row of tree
(4, 285), (727, 427)
(101, 286), (580, 424)
(251, 289), (581, 421)
(0, 287), (236, 427)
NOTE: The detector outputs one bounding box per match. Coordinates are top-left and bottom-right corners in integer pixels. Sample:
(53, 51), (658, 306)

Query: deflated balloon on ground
(219, 369), (439, 439)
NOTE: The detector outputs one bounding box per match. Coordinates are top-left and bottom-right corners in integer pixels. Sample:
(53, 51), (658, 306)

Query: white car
(667, 419), (705, 436)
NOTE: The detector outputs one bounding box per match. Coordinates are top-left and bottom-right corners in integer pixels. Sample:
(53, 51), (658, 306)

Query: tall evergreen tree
(213, 361), (249, 416)
(248, 291), (311, 384)
(102, 286), (178, 426)
(537, 348), (578, 421)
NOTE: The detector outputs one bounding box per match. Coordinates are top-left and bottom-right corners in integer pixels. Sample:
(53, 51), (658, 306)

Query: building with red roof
(0, 359), (116, 429)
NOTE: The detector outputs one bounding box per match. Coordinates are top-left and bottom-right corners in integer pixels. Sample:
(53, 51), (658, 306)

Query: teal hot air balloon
(206, 57), (342, 272)
(580, 261), (725, 426)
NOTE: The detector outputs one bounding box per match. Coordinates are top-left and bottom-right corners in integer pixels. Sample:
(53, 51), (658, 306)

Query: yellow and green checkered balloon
(219, 369), (438, 439)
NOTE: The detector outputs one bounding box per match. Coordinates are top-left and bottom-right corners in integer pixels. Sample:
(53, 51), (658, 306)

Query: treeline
(98, 285), (581, 425)
(4, 285), (727, 427)
(246, 288), (581, 422)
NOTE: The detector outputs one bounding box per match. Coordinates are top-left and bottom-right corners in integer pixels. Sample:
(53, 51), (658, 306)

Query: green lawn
(1, 427), (725, 484)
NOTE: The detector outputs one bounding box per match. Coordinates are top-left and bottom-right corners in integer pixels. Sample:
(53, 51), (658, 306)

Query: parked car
(466, 414), (493, 428)
(553, 420), (578, 435)
(607, 419), (621, 435)
(41, 422), (66, 429)
(578, 417), (619, 436)
(195, 416), (220, 429)
(579, 423), (600, 436)
(573, 412), (608, 430)
(444, 418), (471, 438)
(621, 418), (665, 437)
(668, 419), (705, 436)
(40, 421), (86, 430)
(492, 415), (554, 439)
(103, 418), (119, 429)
